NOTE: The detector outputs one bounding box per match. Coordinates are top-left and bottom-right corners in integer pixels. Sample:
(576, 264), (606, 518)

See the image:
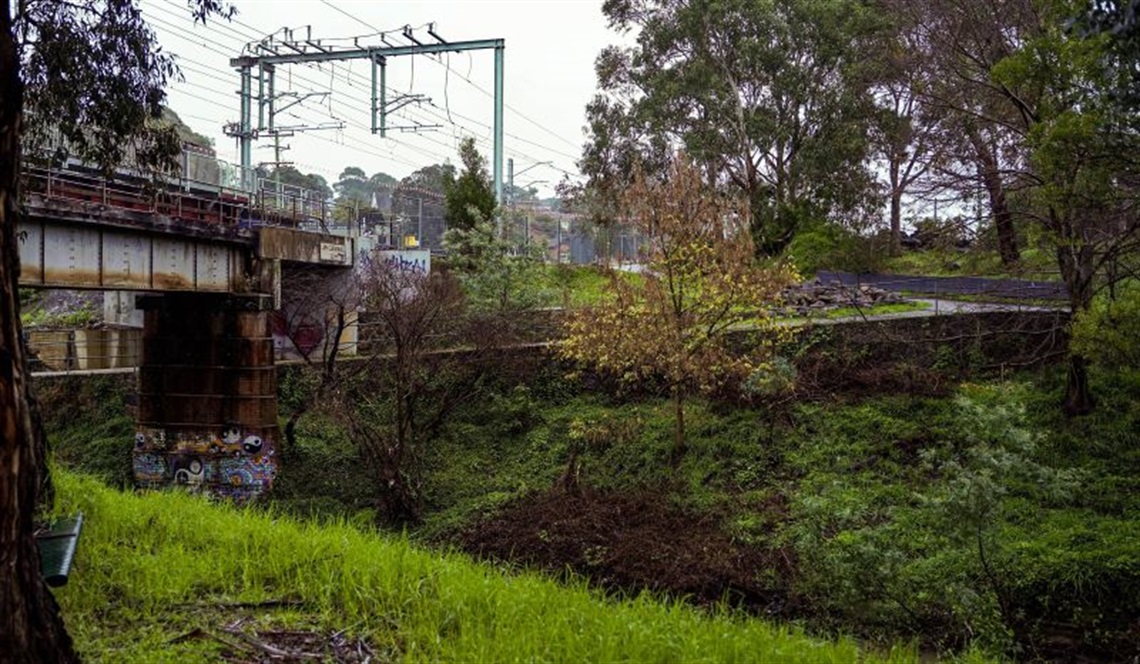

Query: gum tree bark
(0, 1), (79, 659)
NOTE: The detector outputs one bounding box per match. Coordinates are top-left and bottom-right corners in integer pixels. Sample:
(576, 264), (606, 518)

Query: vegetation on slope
(38, 291), (1138, 661)
(437, 370), (1140, 660)
(50, 472), (914, 663)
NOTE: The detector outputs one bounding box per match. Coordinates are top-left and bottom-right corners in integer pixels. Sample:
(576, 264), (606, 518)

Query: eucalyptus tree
(333, 165), (371, 212)
(886, 0), (1140, 413)
(994, 0), (1140, 414)
(2, 0), (231, 658)
(397, 162), (454, 198)
(866, 19), (945, 253)
(265, 164), (332, 198)
(331, 167), (395, 205)
(881, 0), (1043, 265)
(1071, 0), (1140, 109)
(389, 163), (451, 236)
(584, 0), (885, 254)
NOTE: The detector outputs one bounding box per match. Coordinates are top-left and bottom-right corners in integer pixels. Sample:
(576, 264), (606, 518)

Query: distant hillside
(160, 107), (213, 150)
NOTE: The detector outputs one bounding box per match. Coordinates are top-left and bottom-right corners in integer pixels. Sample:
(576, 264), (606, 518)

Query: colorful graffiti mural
(133, 427), (277, 501)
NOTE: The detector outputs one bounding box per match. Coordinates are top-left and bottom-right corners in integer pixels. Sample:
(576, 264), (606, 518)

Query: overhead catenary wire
(308, 0), (583, 163)
(149, 8), (478, 161)
(144, 10), (463, 165)
(147, 0), (580, 185)
(314, 0), (582, 153)
(219, 1), (580, 167)
(152, 0), (580, 173)
(154, 72), (453, 171)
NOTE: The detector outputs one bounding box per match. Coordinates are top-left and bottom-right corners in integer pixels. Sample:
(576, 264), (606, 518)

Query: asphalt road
(817, 271), (1068, 301)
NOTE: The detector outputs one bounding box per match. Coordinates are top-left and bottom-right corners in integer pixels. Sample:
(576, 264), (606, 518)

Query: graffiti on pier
(133, 426), (276, 501)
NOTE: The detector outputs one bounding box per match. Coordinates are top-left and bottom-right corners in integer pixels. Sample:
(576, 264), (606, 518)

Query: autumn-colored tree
(561, 156), (796, 459)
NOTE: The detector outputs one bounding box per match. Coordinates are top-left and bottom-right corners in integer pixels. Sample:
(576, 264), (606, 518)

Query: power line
(150, 4), (478, 153)
(146, 8), (458, 163)
(314, 0), (582, 153)
(159, 72), (450, 171)
(148, 1), (579, 184)
(215, 1), (581, 166)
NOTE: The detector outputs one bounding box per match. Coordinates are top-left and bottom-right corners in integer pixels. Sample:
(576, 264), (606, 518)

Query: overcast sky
(141, 0), (623, 196)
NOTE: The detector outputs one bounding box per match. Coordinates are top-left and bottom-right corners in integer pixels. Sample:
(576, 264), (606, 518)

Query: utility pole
(506, 158), (514, 241)
(507, 158), (515, 201)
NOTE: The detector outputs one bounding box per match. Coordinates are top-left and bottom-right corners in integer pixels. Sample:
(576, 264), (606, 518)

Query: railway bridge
(17, 155), (357, 500)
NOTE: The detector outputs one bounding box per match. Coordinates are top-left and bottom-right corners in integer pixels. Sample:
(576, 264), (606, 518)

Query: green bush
(783, 224), (888, 277)
(1071, 278), (1140, 368)
(1003, 511), (1140, 655)
(38, 375), (135, 487)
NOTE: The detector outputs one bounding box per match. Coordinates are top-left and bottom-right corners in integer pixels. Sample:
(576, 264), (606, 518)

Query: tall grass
(51, 473), (917, 662)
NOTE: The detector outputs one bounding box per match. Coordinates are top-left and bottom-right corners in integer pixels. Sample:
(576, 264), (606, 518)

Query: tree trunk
(969, 129), (1020, 265)
(988, 179), (1020, 267)
(889, 160), (902, 256)
(0, 5), (80, 659)
(1056, 224), (1096, 416)
(1062, 353), (1094, 417)
(376, 464), (420, 527)
(281, 406), (304, 462)
(889, 191), (902, 256)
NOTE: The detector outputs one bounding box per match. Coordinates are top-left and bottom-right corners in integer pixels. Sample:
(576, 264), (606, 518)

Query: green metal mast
(493, 44), (504, 205)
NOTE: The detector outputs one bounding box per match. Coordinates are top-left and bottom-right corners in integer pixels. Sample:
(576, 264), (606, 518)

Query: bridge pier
(132, 293), (279, 501)
(102, 291), (144, 328)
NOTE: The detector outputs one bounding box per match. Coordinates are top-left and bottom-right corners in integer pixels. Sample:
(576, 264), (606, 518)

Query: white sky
(141, 0), (622, 197)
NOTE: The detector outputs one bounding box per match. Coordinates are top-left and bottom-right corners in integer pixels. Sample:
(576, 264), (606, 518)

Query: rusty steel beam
(17, 217), (248, 293)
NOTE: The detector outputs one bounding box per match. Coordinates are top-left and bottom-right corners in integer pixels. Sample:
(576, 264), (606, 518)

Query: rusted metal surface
(18, 216), (245, 292)
(21, 150), (332, 232)
(17, 153), (355, 294)
(18, 202), (353, 293)
(133, 294), (279, 501)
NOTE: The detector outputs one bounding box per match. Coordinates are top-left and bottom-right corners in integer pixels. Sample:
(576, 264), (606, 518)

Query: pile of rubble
(777, 279), (906, 317)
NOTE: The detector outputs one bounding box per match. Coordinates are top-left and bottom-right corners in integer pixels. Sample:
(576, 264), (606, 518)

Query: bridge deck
(18, 157), (354, 292)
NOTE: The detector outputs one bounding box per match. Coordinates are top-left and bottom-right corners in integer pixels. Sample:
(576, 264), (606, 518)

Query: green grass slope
(50, 473), (917, 663)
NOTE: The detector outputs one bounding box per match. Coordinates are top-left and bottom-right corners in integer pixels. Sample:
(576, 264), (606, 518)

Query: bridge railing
(253, 178), (329, 231)
(21, 146), (337, 233)
(22, 154), (252, 227)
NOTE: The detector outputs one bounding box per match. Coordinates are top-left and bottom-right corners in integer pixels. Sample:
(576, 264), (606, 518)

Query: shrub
(783, 224), (888, 277)
(1070, 278), (1140, 368)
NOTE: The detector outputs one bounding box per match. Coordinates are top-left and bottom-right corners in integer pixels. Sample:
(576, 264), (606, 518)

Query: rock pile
(778, 279), (906, 316)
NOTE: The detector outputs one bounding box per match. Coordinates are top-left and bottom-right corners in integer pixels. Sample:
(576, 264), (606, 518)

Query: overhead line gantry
(228, 25), (506, 203)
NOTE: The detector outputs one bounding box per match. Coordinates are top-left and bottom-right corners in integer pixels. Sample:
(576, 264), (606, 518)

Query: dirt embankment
(457, 487), (795, 614)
